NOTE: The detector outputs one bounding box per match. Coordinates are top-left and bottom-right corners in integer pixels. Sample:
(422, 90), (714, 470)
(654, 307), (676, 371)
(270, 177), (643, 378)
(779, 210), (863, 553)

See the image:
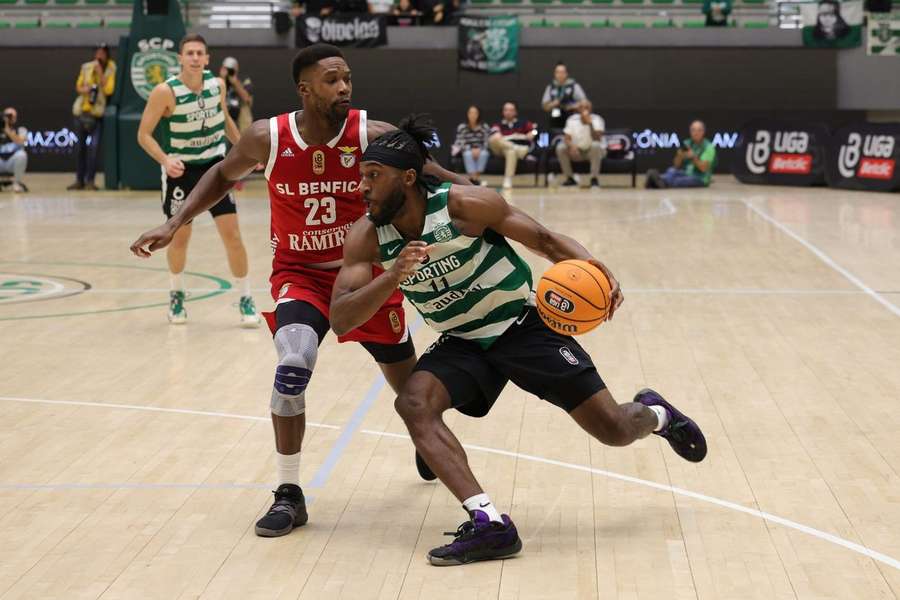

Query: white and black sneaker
(255, 483), (308, 537)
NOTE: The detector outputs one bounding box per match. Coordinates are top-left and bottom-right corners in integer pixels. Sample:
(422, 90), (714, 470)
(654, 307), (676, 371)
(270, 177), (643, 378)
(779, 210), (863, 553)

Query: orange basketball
(536, 260), (612, 335)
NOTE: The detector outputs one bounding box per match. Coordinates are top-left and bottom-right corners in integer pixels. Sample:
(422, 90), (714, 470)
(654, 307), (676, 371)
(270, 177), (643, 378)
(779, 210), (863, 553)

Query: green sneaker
(168, 290), (187, 324)
(239, 295), (261, 328)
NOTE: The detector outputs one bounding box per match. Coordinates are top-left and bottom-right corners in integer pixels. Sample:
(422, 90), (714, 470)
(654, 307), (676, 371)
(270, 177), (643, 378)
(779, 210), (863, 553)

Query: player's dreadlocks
(362, 113), (440, 191)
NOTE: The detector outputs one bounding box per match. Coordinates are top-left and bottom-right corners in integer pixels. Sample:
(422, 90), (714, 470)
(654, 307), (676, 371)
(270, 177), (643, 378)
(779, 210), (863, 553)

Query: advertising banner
(296, 14), (388, 48)
(733, 119), (830, 186)
(825, 122), (900, 191)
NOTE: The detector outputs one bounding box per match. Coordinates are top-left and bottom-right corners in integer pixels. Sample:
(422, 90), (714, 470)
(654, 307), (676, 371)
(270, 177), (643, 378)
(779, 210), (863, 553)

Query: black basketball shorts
(413, 305), (606, 416)
(162, 157), (236, 221)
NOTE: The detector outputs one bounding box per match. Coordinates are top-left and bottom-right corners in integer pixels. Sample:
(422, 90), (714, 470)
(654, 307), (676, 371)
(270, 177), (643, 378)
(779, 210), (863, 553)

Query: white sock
(462, 493), (503, 523)
(169, 272), (184, 291)
(648, 405), (669, 432)
(276, 451), (301, 487)
(235, 276), (251, 297)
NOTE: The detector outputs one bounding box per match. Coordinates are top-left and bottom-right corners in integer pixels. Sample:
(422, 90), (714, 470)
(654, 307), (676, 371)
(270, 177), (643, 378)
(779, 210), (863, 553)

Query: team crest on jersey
(338, 146), (358, 169)
(433, 223), (454, 243)
(312, 150), (325, 175)
(389, 310), (402, 333)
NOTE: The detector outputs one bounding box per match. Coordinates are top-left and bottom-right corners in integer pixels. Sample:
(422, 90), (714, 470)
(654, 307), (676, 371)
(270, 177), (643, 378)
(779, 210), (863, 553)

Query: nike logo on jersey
(386, 245), (401, 256)
(427, 188), (449, 199)
(280, 147), (295, 158)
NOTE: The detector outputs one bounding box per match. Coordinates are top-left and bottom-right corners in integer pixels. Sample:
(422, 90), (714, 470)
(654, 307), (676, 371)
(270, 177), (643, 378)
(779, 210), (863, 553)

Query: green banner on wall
(107, 0), (186, 189)
(458, 16), (520, 74)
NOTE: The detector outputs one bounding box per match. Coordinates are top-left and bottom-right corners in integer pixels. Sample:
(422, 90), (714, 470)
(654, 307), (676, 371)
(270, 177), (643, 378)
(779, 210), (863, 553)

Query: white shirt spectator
(564, 112), (605, 151)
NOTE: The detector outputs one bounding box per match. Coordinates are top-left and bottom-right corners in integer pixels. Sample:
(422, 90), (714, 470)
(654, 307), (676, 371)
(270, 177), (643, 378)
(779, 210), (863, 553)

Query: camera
(226, 68), (236, 78)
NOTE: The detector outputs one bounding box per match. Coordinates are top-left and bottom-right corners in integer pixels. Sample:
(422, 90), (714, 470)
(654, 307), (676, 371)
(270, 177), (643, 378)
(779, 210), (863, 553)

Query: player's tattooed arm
(331, 218), (420, 335)
(367, 119), (474, 186)
(450, 186), (624, 318)
(130, 119), (269, 258)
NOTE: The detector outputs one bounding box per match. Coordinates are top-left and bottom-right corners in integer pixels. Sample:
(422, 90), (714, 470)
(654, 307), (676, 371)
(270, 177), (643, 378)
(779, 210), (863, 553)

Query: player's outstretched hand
(130, 222), (178, 258)
(388, 241), (431, 284)
(587, 258), (624, 321)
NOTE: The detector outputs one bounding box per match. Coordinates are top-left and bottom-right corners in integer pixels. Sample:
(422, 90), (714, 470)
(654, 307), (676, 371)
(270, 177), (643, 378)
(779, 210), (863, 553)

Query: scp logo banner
(733, 120), (828, 186)
(827, 123), (900, 191)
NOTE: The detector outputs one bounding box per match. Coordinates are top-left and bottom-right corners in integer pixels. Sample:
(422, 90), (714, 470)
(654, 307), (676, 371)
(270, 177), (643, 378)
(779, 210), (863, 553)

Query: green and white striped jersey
(376, 182), (533, 348)
(162, 70), (226, 165)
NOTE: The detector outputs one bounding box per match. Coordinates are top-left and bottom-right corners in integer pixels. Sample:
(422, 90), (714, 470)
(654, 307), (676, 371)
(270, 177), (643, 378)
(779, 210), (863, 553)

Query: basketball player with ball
(331, 114), (708, 566)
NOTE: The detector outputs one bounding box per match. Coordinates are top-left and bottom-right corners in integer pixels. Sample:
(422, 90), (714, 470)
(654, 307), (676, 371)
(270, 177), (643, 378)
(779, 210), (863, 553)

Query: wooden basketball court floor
(0, 173), (898, 600)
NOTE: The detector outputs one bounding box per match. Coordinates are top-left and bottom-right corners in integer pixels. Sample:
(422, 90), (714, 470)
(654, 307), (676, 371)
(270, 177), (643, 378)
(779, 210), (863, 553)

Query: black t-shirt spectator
(335, 0), (368, 12)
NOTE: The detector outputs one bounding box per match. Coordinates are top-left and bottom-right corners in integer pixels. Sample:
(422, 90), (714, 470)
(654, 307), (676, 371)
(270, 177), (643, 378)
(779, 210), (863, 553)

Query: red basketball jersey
(265, 109), (369, 272)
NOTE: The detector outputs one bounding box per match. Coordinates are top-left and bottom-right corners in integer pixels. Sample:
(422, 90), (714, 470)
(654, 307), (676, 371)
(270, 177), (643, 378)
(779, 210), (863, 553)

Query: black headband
(361, 142), (424, 174)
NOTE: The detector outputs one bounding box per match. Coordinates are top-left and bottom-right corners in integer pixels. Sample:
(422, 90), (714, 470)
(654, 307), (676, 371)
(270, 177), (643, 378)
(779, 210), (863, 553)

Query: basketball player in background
(330, 114), (708, 566)
(131, 44), (471, 538)
(138, 33), (260, 327)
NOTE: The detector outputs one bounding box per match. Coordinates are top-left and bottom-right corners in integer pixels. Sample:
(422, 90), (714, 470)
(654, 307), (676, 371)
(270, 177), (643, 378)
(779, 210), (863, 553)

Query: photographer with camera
(0, 107), (28, 193)
(645, 120), (716, 189)
(219, 57), (254, 132)
(69, 43), (116, 191)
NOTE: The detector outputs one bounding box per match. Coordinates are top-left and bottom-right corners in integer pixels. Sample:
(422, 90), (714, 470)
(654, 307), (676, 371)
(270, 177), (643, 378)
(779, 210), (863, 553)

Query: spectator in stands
(220, 57), (254, 132)
(335, 0), (369, 12)
(421, 0), (447, 24)
(453, 105), (491, 185)
(555, 100), (605, 189)
(541, 62), (587, 131)
(488, 101), (536, 190)
(0, 107), (28, 193)
(645, 120), (716, 188)
(292, 0), (335, 17)
(703, 0), (732, 26)
(68, 43), (116, 191)
(392, 0), (422, 25)
(369, 0), (394, 14)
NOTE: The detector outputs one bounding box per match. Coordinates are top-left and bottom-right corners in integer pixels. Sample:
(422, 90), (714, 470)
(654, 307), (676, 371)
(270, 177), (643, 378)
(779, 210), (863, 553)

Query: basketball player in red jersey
(130, 44), (470, 537)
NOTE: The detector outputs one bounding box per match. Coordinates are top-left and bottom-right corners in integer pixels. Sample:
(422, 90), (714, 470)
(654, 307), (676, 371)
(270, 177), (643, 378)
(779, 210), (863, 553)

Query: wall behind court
(0, 46), (866, 174)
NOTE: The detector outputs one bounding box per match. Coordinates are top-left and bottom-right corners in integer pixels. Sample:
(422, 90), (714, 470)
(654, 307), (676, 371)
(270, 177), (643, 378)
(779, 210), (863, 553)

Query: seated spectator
(453, 105), (491, 185)
(369, 0), (394, 14)
(0, 107), (28, 193)
(645, 120), (716, 188)
(556, 100), (605, 189)
(421, 0), (446, 24)
(292, 0), (335, 17)
(541, 63), (588, 131)
(392, 0), (422, 25)
(703, 0), (732, 26)
(335, 0), (368, 12)
(488, 101), (536, 190)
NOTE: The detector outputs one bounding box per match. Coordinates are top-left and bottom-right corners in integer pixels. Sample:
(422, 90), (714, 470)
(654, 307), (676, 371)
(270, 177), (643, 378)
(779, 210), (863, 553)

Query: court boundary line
(742, 200), (900, 318)
(0, 394), (897, 573)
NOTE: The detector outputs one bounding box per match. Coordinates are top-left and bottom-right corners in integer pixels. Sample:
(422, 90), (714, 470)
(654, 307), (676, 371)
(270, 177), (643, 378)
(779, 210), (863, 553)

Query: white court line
(743, 199), (900, 318)
(0, 396), (340, 430)
(0, 395), (896, 573)
(361, 429), (900, 572)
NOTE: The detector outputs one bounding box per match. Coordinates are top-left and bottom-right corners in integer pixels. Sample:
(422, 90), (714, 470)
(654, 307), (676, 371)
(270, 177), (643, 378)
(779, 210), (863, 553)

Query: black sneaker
(427, 511), (523, 566)
(561, 177), (578, 187)
(590, 177), (601, 188)
(644, 169), (666, 189)
(634, 388), (707, 462)
(415, 451), (437, 481)
(255, 483), (308, 537)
